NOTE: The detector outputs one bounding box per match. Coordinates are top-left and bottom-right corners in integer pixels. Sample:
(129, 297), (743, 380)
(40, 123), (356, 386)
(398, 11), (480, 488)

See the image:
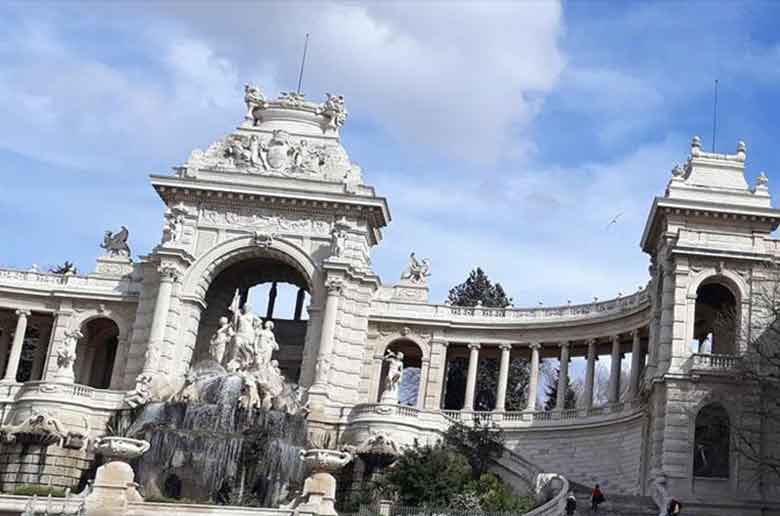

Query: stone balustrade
(345, 399), (645, 432)
(14, 381), (127, 410)
(690, 352), (742, 374)
(372, 288), (649, 324)
(0, 266), (140, 296)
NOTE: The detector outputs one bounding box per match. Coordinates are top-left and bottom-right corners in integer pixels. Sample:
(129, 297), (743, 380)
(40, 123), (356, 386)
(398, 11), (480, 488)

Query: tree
(382, 441), (471, 507)
(447, 267), (512, 307)
(543, 367), (576, 411)
(444, 420), (504, 480)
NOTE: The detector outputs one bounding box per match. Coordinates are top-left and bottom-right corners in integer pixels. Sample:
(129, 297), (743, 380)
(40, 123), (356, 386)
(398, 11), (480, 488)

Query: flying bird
(605, 212), (624, 230)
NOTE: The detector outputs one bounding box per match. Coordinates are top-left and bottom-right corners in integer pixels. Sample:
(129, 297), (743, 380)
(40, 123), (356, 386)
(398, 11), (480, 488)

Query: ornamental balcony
(689, 352), (742, 376)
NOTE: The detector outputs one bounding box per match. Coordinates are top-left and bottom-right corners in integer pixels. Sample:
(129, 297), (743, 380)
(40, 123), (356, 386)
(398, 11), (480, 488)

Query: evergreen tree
(447, 267), (512, 307)
(543, 367), (576, 411)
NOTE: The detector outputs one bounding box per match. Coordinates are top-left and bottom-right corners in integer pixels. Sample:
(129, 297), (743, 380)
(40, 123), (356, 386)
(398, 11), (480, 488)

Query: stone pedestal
(94, 256), (133, 277)
(84, 461), (140, 516)
(283, 448), (353, 516)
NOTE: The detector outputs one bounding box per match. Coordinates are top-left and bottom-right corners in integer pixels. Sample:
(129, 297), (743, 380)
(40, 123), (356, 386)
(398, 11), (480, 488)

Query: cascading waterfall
(119, 364), (308, 507)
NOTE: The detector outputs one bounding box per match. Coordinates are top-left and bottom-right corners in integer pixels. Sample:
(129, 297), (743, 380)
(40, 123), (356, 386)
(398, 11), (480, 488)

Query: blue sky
(2, 1), (780, 306)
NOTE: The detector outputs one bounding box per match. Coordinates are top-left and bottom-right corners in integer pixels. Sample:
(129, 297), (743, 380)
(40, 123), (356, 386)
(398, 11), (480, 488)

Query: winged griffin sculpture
(101, 226), (131, 258)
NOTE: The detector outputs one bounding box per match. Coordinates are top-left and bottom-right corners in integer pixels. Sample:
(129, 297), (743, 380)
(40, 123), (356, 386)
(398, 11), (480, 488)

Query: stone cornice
(150, 174), (391, 230)
(641, 196), (780, 254)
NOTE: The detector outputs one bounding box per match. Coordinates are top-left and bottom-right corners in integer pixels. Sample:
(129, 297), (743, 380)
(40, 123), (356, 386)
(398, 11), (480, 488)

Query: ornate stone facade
(0, 90), (778, 515)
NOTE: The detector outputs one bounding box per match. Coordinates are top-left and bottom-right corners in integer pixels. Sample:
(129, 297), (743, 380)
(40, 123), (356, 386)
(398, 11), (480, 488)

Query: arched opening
(75, 317), (119, 389)
(692, 281), (738, 354)
(194, 256), (310, 383)
(377, 339), (423, 406)
(162, 474), (183, 500)
(693, 403), (730, 478)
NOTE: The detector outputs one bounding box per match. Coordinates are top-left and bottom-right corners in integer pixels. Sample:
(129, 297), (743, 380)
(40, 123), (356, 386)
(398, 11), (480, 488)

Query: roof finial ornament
(691, 135), (702, 157)
(736, 140), (747, 162)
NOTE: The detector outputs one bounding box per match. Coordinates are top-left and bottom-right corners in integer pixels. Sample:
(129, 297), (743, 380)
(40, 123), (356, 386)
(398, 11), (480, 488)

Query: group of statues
(204, 303), (290, 411)
(209, 304), (279, 373)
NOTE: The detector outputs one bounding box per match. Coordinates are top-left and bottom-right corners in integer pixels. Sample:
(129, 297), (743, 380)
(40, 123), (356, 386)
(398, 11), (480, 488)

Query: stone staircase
(570, 484), (658, 516)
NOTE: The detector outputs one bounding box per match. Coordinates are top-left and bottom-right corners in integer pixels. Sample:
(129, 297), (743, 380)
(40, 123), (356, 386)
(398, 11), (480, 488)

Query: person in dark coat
(565, 493), (577, 515)
(666, 498), (682, 515)
(591, 484), (605, 512)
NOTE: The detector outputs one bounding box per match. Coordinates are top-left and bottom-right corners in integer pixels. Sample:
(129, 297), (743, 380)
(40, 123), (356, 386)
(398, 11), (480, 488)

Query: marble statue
(209, 316), (234, 365)
(163, 209), (185, 243)
(380, 350), (404, 404)
(321, 93), (348, 128)
(54, 329), (83, 383)
(101, 226), (131, 258)
(244, 84), (265, 123)
(331, 227), (347, 258)
(400, 252), (431, 284)
(230, 304), (259, 371)
(256, 320), (279, 367)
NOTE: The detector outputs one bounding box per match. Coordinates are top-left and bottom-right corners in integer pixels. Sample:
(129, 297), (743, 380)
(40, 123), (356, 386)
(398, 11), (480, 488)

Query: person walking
(591, 484), (605, 513)
(565, 493), (577, 515)
(666, 498), (682, 515)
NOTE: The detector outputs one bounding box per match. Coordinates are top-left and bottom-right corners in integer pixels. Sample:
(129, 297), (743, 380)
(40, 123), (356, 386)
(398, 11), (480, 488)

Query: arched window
(693, 403), (730, 478)
(76, 317), (119, 389)
(377, 339), (423, 406)
(692, 281), (737, 354)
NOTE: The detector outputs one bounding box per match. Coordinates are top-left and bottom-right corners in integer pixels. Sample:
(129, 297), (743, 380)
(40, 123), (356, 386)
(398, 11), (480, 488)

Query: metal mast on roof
(296, 33), (310, 95)
(711, 79), (719, 152)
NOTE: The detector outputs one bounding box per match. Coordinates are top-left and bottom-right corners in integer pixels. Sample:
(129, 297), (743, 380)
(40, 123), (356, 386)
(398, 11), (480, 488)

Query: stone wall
(505, 411), (647, 494)
(0, 444), (91, 492)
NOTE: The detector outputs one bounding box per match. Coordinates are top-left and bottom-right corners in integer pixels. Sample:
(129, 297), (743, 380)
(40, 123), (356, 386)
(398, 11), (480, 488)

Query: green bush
(12, 485), (67, 498)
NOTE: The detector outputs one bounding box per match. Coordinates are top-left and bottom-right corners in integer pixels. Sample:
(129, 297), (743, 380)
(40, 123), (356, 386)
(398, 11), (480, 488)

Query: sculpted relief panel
(184, 129), (361, 184)
(198, 203), (333, 237)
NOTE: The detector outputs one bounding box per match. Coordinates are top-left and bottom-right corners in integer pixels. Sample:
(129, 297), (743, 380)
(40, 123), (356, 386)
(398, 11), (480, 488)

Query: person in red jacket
(591, 484), (605, 512)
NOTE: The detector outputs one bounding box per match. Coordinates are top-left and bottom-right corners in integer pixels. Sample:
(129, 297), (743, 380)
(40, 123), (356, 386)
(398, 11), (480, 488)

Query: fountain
(84, 436), (150, 516)
(122, 308), (310, 507)
(282, 449), (353, 516)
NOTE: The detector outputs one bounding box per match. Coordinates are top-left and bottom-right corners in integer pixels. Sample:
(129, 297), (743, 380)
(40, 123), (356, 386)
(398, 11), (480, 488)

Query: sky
(3, 1), (780, 306)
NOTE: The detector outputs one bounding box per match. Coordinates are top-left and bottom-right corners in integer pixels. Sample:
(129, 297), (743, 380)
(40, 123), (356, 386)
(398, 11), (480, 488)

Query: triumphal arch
(0, 86), (779, 516)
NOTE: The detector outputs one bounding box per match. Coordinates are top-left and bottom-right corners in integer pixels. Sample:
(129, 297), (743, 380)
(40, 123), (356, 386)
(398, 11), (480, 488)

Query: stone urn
(85, 437), (151, 516)
(93, 436), (150, 461)
(282, 449), (353, 516)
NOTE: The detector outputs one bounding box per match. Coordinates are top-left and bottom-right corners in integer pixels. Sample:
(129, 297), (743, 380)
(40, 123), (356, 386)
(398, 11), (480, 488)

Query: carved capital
(558, 340), (570, 349)
(528, 342), (542, 351)
(157, 265), (180, 283)
(612, 334), (621, 344)
(586, 338), (597, 347)
(632, 328), (641, 339)
(15, 309), (31, 318)
(325, 279), (344, 295)
(467, 342), (481, 351)
(498, 343), (512, 352)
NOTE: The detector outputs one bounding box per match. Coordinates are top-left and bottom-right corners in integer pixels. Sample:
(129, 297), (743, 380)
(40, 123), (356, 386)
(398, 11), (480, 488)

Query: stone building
(0, 87), (778, 515)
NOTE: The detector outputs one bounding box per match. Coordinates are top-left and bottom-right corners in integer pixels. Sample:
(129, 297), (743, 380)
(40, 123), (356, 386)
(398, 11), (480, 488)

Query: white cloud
(372, 136), (683, 304)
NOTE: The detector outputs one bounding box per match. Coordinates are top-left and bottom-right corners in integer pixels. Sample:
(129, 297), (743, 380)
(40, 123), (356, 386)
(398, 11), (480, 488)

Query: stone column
(30, 318), (53, 381)
(143, 266), (179, 376)
(526, 343), (541, 411)
(555, 341), (570, 410)
(429, 339), (449, 409)
(608, 334), (622, 404)
(3, 310), (30, 382)
(495, 343), (511, 412)
(266, 281), (278, 320)
(463, 343), (480, 410)
(628, 329), (642, 398)
(0, 322), (12, 379)
(584, 338), (597, 410)
(417, 357), (431, 410)
(314, 279), (343, 385)
(294, 288), (306, 321)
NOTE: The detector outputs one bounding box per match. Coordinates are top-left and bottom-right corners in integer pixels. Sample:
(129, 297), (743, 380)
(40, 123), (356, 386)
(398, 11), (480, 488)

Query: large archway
(194, 255), (311, 383)
(75, 317), (119, 389)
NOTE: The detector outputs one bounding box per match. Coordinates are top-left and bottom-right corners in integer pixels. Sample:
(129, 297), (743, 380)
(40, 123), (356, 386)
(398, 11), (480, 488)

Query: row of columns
(458, 329), (644, 412)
